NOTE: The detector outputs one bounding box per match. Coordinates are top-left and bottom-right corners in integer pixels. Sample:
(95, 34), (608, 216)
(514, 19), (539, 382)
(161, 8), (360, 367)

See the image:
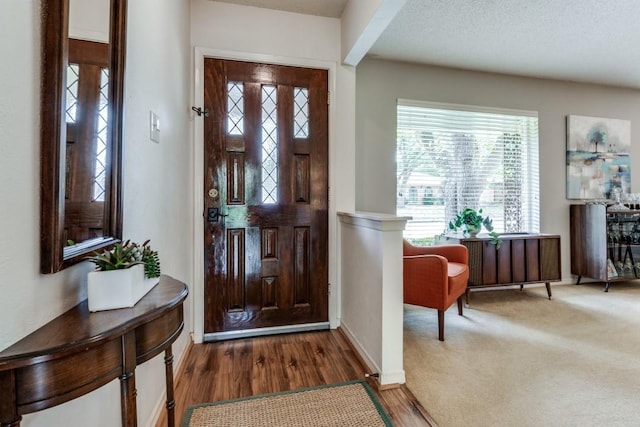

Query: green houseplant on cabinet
(448, 208), (502, 248)
(86, 240), (161, 311)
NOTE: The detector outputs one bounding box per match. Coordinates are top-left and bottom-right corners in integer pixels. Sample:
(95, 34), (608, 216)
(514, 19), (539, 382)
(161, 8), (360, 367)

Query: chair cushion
(448, 262), (469, 297)
(448, 262), (467, 279)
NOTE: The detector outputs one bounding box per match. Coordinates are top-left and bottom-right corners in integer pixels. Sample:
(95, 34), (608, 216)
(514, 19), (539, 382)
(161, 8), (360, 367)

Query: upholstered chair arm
(403, 254), (447, 308)
(403, 240), (468, 265)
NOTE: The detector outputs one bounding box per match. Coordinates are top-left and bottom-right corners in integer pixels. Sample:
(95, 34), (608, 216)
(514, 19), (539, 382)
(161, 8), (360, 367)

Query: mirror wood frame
(40, 0), (127, 273)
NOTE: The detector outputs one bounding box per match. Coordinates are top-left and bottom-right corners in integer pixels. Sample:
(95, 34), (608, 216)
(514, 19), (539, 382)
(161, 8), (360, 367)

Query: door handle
(207, 207), (219, 222)
(207, 207), (228, 223)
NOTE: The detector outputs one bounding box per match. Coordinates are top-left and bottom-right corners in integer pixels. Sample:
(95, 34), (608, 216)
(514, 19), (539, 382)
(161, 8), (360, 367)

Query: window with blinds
(397, 100), (540, 244)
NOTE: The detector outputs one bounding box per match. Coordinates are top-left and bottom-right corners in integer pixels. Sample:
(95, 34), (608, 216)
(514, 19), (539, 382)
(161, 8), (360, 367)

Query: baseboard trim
(336, 326), (401, 391)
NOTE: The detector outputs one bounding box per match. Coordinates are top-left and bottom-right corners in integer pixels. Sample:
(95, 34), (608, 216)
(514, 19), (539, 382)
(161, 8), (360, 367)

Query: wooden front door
(203, 59), (329, 339)
(65, 39), (109, 244)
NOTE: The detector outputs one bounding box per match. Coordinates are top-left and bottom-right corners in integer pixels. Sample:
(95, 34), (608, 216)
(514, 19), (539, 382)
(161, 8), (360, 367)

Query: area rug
(182, 380), (393, 427)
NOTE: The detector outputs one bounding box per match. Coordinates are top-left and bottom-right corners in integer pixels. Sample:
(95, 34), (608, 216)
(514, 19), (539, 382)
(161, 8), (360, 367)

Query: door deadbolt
(208, 188), (219, 198)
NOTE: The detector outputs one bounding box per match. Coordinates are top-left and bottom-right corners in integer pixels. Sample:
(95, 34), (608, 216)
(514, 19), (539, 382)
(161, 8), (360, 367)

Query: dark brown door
(64, 39), (109, 245)
(203, 59), (329, 339)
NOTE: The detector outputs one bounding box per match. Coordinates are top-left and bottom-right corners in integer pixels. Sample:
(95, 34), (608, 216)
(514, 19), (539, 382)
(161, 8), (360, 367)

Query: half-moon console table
(0, 275), (188, 427)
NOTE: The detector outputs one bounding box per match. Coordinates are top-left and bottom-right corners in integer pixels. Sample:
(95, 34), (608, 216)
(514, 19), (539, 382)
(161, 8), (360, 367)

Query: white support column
(337, 211), (410, 386)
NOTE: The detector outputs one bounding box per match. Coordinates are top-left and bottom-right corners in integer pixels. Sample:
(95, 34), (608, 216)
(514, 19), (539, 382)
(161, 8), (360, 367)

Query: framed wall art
(566, 114), (631, 200)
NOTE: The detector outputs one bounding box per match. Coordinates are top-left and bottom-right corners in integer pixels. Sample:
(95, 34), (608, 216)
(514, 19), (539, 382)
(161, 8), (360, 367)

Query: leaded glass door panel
(203, 59), (328, 338)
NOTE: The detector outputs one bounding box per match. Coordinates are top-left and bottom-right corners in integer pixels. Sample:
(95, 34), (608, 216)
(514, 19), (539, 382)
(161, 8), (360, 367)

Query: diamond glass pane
(227, 81), (244, 135)
(293, 87), (309, 138)
(261, 85), (278, 204)
(66, 64), (79, 123)
(92, 68), (109, 202)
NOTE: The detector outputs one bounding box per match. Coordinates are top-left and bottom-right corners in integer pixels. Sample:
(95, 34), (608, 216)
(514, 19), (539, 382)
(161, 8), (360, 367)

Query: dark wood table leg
(604, 282), (610, 292)
(0, 371), (21, 427)
(575, 275), (582, 285)
(545, 282), (552, 299)
(164, 346), (176, 427)
(120, 332), (138, 427)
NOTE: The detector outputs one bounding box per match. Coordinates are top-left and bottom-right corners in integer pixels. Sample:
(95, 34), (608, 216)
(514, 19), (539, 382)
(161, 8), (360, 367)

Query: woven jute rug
(182, 380), (393, 427)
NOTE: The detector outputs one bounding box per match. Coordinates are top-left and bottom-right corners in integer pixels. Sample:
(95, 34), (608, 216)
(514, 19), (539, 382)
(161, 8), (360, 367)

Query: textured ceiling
(368, 0), (640, 88)
(214, 0), (640, 89)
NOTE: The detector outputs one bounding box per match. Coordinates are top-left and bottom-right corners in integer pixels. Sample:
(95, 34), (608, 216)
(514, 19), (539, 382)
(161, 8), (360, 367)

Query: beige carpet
(404, 282), (640, 427)
(182, 380), (392, 427)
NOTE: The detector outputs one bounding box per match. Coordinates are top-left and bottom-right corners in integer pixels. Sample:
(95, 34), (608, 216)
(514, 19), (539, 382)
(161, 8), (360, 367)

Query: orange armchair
(403, 240), (469, 341)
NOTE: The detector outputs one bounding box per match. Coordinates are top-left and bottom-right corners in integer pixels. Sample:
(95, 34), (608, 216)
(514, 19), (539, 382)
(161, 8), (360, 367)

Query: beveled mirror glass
(41, 0), (127, 273)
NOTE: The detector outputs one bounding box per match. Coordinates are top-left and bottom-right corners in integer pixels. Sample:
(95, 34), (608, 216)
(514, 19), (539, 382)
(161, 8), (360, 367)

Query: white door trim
(191, 47), (338, 343)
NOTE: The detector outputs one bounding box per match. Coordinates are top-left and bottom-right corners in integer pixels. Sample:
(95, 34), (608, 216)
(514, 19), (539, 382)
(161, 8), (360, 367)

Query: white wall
(0, 1), (192, 426)
(190, 0), (357, 336)
(69, 0), (109, 42)
(356, 58), (640, 282)
(121, 0), (192, 425)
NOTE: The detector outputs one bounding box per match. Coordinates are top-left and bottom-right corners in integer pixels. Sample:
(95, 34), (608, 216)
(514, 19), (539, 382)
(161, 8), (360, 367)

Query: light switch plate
(150, 111), (160, 143)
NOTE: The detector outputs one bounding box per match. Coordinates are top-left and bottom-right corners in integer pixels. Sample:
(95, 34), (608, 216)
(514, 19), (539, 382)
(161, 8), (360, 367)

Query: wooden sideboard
(0, 275), (188, 427)
(444, 233), (561, 302)
(570, 204), (640, 291)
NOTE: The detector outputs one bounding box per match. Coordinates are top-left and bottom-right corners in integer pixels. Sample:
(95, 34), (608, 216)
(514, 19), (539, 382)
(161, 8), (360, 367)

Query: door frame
(192, 47), (339, 343)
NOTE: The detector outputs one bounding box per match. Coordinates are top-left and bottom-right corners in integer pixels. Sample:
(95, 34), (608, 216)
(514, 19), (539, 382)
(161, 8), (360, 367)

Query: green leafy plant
(87, 240), (161, 279)
(139, 240), (161, 279)
(448, 208), (502, 249)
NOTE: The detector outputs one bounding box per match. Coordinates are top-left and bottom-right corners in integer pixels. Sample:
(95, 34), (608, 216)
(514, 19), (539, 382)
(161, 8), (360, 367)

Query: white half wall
(338, 211), (409, 386)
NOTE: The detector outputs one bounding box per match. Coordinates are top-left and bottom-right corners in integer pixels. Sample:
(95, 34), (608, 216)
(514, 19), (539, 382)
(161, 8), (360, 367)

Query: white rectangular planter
(87, 264), (159, 312)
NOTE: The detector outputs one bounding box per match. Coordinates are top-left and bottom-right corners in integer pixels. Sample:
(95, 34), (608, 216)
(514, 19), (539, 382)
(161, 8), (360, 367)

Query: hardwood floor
(156, 329), (436, 427)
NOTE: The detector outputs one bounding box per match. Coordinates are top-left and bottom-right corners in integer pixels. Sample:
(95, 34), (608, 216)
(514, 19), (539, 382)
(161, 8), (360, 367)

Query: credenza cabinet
(0, 275), (188, 427)
(444, 233), (561, 302)
(570, 203), (640, 291)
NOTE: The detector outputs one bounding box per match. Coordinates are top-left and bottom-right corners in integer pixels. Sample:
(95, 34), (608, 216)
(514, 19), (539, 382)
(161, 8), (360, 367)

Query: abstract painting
(566, 115), (631, 199)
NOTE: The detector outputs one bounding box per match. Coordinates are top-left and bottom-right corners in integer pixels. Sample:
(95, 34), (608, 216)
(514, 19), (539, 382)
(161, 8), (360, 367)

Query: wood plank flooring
(156, 329), (436, 427)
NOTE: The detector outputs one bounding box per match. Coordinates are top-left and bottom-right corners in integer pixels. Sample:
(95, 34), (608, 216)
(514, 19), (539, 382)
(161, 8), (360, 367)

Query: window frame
(396, 99), (540, 243)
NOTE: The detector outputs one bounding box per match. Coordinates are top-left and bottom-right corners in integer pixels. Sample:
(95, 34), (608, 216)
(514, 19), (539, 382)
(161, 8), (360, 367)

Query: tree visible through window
(396, 101), (540, 244)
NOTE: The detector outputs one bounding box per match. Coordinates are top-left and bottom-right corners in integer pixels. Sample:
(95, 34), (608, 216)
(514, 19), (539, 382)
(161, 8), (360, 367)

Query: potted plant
(448, 208), (502, 248)
(86, 240), (161, 311)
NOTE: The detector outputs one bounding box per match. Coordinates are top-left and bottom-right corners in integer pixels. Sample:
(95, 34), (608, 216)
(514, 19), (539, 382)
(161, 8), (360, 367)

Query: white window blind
(397, 100), (540, 244)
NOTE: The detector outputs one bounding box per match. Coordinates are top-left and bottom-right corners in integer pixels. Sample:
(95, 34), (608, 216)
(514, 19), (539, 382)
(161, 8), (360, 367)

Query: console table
(444, 233), (561, 302)
(0, 275), (188, 427)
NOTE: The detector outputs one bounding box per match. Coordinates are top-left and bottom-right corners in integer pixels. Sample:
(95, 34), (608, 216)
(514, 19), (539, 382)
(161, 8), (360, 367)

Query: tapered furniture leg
(165, 346), (176, 427)
(437, 310), (445, 341)
(457, 296), (463, 316)
(545, 282), (552, 299)
(120, 332), (137, 427)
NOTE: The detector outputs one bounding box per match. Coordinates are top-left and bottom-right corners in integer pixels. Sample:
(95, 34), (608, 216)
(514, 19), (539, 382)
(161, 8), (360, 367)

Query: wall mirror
(41, 0), (127, 273)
